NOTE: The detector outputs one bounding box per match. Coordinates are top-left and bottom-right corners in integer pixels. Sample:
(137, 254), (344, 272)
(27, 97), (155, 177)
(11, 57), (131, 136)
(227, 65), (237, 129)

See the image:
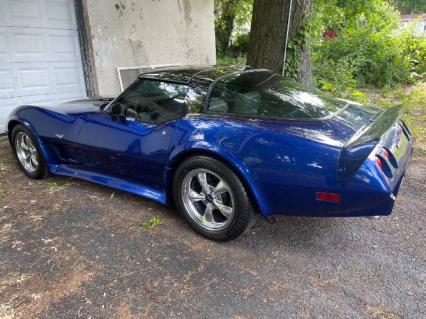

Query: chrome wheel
(181, 168), (235, 231)
(15, 132), (39, 173)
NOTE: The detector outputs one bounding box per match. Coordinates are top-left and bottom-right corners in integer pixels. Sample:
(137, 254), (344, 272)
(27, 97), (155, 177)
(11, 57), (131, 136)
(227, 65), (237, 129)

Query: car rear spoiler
(337, 104), (405, 182)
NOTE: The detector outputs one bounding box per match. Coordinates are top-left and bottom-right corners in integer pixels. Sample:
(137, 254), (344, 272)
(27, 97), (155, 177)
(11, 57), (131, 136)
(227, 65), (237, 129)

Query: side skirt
(48, 164), (167, 205)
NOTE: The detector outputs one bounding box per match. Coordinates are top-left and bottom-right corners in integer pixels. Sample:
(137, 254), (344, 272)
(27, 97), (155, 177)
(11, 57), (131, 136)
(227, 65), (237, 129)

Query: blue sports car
(6, 65), (413, 241)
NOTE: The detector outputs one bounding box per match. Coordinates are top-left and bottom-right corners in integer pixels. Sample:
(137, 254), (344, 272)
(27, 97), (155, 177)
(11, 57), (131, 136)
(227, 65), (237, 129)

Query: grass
(0, 159), (7, 172)
(45, 179), (76, 193)
(46, 181), (66, 193)
(142, 217), (162, 230)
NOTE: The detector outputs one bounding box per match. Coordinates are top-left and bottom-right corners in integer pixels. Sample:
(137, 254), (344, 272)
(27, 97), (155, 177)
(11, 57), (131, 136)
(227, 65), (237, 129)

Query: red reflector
(376, 157), (383, 169)
(316, 192), (341, 203)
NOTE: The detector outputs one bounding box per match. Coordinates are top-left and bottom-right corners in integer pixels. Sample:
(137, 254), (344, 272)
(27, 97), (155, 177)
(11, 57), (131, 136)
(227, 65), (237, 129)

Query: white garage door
(0, 0), (86, 132)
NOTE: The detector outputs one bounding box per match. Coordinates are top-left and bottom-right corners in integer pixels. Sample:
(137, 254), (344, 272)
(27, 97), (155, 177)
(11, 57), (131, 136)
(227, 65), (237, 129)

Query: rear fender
(166, 144), (267, 216)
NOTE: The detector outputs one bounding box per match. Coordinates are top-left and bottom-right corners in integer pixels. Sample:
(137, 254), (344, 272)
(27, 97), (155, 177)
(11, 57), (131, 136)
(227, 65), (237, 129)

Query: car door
(75, 79), (189, 190)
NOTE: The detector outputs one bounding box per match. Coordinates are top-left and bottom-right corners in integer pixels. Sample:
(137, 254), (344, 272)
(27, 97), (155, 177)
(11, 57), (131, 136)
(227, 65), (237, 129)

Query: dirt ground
(0, 135), (425, 319)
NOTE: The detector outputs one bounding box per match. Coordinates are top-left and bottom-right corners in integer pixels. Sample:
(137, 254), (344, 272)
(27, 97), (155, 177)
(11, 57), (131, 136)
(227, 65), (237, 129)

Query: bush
(232, 33), (250, 55)
(313, 28), (426, 93)
(399, 32), (426, 82)
(310, 0), (426, 95)
(217, 53), (247, 66)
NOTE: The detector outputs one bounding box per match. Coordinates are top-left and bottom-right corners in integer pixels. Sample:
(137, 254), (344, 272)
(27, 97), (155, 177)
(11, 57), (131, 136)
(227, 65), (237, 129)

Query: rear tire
(11, 124), (48, 179)
(173, 156), (257, 241)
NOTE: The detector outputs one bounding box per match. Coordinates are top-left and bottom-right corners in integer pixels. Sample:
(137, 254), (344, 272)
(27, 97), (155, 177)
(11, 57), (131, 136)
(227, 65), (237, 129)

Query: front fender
(7, 114), (54, 165)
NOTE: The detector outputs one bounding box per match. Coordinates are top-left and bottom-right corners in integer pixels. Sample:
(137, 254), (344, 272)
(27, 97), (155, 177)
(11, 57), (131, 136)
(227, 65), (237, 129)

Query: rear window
(207, 71), (347, 120)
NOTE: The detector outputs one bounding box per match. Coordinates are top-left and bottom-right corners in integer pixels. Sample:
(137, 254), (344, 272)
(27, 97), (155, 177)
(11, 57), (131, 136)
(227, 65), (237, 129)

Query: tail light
(376, 156), (383, 169)
(382, 147), (398, 168)
(375, 155), (393, 179)
(383, 148), (390, 159)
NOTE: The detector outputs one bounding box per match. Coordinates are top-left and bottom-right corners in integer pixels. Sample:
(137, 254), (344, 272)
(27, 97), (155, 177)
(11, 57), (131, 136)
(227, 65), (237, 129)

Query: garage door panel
(14, 32), (46, 58)
(0, 69), (14, 92)
(1, 0), (44, 27)
(0, 61), (85, 98)
(51, 61), (85, 94)
(0, 0), (76, 30)
(0, 0), (86, 132)
(1, 27), (82, 63)
(54, 66), (81, 86)
(0, 63), (51, 98)
(47, 29), (81, 61)
(49, 33), (78, 55)
(0, 29), (10, 62)
(0, 33), (6, 56)
(19, 67), (50, 90)
(0, 65), (17, 98)
(46, 0), (76, 29)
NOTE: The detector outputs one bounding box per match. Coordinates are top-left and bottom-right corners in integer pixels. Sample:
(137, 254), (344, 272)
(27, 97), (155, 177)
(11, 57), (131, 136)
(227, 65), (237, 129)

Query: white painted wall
(85, 0), (216, 97)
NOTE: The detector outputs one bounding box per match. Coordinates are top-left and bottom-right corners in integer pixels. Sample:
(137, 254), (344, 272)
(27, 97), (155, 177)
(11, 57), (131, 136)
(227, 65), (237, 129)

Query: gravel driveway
(0, 135), (425, 319)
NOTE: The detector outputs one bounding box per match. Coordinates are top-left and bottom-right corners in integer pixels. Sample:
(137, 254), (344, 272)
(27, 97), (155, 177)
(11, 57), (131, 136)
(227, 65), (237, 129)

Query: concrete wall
(84, 0), (216, 97)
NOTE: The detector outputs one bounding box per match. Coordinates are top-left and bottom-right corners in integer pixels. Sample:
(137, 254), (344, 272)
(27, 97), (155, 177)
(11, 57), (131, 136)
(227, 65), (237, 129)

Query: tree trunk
(247, 0), (313, 87)
(218, 0), (238, 52)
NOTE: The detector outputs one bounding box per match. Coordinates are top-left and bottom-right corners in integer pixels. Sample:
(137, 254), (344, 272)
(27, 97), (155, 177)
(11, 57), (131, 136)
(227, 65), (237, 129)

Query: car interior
(112, 79), (189, 124)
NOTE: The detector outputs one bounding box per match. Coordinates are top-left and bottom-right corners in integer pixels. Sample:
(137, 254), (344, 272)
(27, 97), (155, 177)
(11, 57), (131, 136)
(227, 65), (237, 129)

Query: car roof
(138, 65), (260, 87)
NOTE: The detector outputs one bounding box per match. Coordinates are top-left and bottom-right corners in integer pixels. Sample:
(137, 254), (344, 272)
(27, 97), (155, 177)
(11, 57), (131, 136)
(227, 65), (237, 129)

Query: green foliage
(215, 0), (253, 56)
(283, 25), (310, 81)
(311, 0), (426, 96)
(214, 0), (425, 95)
(399, 30), (426, 81)
(390, 0), (426, 14)
(142, 217), (163, 230)
(216, 54), (247, 65)
(233, 32), (250, 54)
(361, 83), (426, 150)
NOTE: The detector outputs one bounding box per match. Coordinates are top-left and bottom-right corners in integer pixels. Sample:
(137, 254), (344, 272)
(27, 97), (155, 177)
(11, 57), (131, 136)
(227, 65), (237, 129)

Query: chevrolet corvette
(6, 65), (413, 241)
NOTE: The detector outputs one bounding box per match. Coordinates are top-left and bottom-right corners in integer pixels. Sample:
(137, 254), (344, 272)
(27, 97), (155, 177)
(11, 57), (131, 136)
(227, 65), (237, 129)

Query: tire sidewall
(173, 156), (255, 241)
(11, 124), (47, 179)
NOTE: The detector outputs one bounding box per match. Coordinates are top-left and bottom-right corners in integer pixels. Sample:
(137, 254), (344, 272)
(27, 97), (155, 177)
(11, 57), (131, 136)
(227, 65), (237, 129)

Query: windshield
(207, 71), (348, 120)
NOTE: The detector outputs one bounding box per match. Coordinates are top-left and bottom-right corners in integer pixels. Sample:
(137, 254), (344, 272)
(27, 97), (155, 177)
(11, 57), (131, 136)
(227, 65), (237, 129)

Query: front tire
(173, 156), (257, 241)
(11, 124), (48, 179)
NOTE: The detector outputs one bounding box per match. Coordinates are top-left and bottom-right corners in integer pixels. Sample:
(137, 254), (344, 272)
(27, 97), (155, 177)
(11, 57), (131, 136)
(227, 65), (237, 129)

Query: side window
(110, 79), (189, 124)
(207, 75), (262, 115)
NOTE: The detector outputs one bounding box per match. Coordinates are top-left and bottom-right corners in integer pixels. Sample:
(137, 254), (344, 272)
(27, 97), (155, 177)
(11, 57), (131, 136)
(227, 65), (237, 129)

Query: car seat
(233, 91), (261, 115)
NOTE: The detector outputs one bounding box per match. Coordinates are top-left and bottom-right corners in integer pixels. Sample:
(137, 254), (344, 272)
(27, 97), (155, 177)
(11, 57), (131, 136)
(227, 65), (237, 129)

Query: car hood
(44, 98), (113, 116)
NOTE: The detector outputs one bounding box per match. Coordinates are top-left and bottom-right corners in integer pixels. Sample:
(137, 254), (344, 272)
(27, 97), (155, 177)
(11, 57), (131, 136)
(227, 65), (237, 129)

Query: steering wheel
(122, 104), (141, 120)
